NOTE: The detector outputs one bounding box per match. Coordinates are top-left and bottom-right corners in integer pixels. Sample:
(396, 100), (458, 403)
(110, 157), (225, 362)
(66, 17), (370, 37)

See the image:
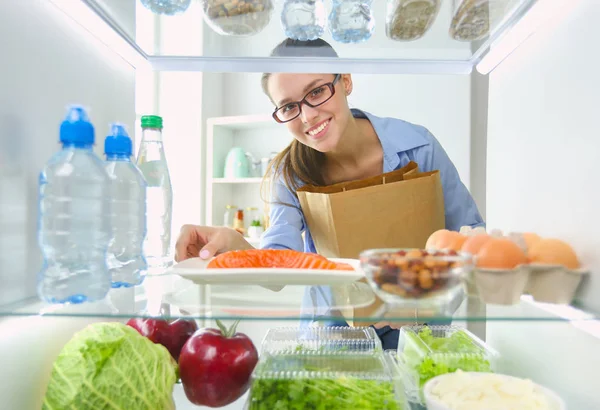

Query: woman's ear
(342, 74), (353, 96)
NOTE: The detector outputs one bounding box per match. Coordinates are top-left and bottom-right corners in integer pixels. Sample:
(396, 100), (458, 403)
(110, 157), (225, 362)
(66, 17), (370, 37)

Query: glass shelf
(82, 0), (541, 73)
(2, 274), (597, 324)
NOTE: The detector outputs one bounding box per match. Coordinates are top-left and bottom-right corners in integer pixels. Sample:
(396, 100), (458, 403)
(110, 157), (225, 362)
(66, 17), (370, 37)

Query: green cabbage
(42, 322), (178, 410)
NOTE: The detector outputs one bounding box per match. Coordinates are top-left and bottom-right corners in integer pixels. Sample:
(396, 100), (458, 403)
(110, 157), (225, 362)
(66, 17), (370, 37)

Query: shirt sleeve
(259, 177), (305, 251)
(415, 129), (485, 231)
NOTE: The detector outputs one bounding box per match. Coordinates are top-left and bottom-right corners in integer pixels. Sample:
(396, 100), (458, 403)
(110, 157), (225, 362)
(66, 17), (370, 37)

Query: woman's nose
(300, 104), (319, 123)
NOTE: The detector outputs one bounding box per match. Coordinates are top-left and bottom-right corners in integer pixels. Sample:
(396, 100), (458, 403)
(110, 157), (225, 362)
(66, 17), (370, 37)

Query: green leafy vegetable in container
(42, 322), (178, 410)
(402, 326), (493, 391)
(250, 377), (400, 410)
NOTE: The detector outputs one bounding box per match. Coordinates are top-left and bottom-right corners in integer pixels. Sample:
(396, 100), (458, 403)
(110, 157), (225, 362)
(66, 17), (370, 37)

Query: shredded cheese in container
(429, 370), (553, 410)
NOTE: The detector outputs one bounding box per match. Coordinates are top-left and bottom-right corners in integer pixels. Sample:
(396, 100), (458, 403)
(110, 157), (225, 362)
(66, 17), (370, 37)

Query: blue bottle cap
(104, 123), (133, 156)
(59, 105), (95, 145)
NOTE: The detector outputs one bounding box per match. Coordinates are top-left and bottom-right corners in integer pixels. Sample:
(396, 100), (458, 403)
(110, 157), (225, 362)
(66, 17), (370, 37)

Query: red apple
(126, 317), (198, 362)
(179, 320), (258, 407)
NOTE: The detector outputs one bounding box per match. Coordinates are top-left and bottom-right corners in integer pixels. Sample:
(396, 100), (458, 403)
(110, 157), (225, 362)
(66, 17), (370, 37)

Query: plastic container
(397, 325), (499, 404)
(140, 0), (191, 15)
(261, 326), (381, 354)
(471, 265), (530, 305)
(37, 105), (111, 304)
(136, 115), (173, 272)
(329, 0), (375, 44)
(423, 371), (566, 410)
(281, 0), (327, 41)
(386, 0), (441, 41)
(104, 124), (148, 288)
(248, 350), (409, 409)
(449, 0), (509, 41)
(360, 249), (472, 314)
(201, 0), (274, 36)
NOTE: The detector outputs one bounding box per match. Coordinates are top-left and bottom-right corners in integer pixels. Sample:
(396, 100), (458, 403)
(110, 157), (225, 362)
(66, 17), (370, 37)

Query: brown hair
(261, 38), (339, 206)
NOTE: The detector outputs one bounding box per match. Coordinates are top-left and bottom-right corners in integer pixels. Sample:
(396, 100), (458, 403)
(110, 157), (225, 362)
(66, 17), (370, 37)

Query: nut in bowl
(359, 248), (473, 306)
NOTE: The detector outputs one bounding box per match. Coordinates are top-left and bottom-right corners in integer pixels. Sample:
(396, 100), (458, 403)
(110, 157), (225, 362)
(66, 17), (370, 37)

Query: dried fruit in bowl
(361, 249), (470, 299)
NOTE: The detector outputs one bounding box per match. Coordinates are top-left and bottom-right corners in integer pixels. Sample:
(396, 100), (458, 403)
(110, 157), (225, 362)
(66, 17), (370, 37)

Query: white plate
(166, 257), (364, 285)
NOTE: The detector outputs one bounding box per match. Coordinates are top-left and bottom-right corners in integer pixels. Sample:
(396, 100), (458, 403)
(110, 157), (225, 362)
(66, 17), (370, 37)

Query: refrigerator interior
(1, 0), (599, 409)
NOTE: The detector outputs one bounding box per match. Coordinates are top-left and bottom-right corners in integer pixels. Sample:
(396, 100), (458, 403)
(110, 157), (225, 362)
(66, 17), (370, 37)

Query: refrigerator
(0, 0), (598, 409)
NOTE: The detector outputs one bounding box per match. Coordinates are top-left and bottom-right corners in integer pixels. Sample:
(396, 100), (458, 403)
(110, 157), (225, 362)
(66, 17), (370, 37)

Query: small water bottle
(37, 106), (111, 304)
(140, 0), (191, 16)
(281, 0), (327, 41)
(104, 124), (148, 288)
(136, 115), (173, 272)
(329, 0), (375, 43)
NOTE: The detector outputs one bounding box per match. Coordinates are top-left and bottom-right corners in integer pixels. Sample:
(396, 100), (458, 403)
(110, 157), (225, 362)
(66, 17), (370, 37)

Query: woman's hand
(174, 225), (254, 262)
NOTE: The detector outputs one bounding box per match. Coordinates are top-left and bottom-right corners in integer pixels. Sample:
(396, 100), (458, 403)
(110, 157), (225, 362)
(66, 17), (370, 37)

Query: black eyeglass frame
(272, 74), (342, 123)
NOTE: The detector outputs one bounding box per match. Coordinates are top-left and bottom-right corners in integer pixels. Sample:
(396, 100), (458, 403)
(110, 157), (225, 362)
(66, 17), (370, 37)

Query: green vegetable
(249, 377), (400, 410)
(42, 322), (178, 410)
(249, 354), (403, 409)
(251, 219), (262, 227)
(402, 326), (492, 393)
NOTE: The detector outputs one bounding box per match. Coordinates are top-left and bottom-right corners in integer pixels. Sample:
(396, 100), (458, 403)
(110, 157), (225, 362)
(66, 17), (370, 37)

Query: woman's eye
(282, 104), (295, 113)
(311, 87), (325, 97)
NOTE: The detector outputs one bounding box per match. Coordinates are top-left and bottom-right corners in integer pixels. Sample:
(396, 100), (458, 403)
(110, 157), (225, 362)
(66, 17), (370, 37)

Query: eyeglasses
(272, 74), (341, 123)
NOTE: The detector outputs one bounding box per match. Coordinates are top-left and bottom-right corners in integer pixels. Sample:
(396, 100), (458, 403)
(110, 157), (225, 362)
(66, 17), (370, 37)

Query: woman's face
(268, 73), (352, 153)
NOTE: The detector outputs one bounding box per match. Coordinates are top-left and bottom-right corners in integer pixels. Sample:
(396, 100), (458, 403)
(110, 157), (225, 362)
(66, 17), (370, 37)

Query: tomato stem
(216, 319), (240, 338)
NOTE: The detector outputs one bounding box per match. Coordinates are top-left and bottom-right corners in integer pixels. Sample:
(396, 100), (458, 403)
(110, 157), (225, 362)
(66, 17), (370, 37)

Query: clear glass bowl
(359, 248), (473, 305)
(201, 0), (274, 37)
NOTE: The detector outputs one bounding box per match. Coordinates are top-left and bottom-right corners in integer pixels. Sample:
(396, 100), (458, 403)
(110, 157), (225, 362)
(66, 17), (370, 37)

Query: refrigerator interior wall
(485, 1), (600, 407)
(0, 1), (135, 308)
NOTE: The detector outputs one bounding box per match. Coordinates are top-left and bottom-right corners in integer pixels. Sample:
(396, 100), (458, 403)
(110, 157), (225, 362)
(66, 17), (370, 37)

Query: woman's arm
(417, 129), (485, 231)
(260, 178), (305, 251)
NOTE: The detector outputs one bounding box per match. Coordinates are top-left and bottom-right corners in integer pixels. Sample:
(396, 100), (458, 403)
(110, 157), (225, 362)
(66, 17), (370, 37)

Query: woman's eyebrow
(277, 78), (325, 106)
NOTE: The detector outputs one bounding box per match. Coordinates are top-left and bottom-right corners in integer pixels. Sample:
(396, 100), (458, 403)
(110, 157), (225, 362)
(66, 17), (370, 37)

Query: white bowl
(424, 372), (566, 410)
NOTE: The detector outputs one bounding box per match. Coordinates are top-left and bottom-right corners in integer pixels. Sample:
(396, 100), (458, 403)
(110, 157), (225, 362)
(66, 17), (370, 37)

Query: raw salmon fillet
(207, 249), (354, 270)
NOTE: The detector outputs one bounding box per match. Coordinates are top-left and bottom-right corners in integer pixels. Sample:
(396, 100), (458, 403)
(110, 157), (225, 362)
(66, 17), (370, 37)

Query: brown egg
(476, 237), (528, 269)
(425, 229), (466, 251)
(528, 238), (580, 269)
(522, 232), (542, 252)
(461, 234), (492, 256)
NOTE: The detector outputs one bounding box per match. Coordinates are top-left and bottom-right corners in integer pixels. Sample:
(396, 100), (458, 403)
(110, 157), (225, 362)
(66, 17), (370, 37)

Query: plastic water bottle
(37, 106), (111, 304)
(281, 0), (327, 41)
(329, 0), (375, 43)
(136, 115), (173, 273)
(140, 0), (191, 15)
(104, 124), (148, 288)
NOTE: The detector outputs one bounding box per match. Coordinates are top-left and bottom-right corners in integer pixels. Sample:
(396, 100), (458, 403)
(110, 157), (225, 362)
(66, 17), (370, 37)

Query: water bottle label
(138, 161), (163, 186)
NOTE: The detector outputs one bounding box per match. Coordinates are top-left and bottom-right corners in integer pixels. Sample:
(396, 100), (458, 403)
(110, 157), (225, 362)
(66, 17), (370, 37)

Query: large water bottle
(329, 0), (375, 43)
(136, 115), (173, 273)
(37, 106), (111, 304)
(104, 124), (148, 288)
(140, 0), (191, 16)
(281, 0), (327, 41)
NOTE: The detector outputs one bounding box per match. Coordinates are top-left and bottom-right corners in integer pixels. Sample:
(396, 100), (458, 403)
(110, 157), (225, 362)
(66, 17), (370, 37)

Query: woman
(175, 38), (484, 262)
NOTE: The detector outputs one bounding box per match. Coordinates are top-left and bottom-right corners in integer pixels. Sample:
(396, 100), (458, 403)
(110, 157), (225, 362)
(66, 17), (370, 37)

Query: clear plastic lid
(249, 350), (409, 410)
(261, 326), (381, 354)
(397, 325), (500, 404)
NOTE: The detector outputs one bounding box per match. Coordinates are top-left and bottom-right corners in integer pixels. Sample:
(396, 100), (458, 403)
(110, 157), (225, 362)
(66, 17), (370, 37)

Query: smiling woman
(174, 38), (483, 262)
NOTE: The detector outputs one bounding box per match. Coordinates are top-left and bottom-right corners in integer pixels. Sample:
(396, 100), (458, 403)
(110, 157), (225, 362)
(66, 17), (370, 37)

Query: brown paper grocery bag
(297, 164), (445, 260)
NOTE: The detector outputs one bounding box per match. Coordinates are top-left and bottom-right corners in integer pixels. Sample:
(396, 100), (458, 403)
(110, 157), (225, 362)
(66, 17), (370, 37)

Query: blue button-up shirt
(260, 108), (484, 253)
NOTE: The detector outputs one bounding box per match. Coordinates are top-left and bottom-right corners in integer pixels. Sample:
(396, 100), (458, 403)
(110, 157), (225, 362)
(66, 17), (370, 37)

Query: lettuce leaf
(42, 322), (177, 410)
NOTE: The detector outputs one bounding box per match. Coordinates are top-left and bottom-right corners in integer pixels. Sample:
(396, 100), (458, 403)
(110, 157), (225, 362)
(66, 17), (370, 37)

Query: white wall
(484, 2), (600, 407)
(0, 0), (136, 305)
(486, 0), (599, 313)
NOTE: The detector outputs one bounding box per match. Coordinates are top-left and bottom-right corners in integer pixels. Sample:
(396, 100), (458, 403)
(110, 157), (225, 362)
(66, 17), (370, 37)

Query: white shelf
(212, 177), (263, 184)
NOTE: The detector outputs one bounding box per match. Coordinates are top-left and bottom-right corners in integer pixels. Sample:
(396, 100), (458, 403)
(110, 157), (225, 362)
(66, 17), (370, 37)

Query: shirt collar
(351, 108), (430, 172)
